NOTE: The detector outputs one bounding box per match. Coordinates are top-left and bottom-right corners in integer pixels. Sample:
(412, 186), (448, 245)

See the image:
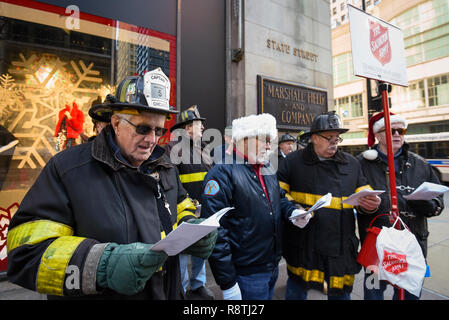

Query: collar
(107, 129), (133, 166)
(376, 145), (403, 160)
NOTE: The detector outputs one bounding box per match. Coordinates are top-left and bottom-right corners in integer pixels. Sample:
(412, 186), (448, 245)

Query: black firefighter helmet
(303, 111), (348, 138)
(170, 105), (206, 131)
(89, 67), (178, 123)
(279, 133), (296, 144)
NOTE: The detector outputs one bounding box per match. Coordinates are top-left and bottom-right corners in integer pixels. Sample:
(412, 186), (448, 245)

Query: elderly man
(277, 111), (380, 300)
(6, 68), (216, 299)
(200, 113), (299, 300)
(358, 111), (444, 300)
(166, 105), (215, 300)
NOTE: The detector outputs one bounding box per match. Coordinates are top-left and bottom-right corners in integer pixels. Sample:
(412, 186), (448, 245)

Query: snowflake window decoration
(1, 53), (110, 169)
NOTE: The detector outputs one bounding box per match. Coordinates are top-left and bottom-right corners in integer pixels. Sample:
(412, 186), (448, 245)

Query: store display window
(0, 0), (177, 274)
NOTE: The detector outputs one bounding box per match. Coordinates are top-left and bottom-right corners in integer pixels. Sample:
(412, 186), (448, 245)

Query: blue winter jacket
(200, 151), (296, 290)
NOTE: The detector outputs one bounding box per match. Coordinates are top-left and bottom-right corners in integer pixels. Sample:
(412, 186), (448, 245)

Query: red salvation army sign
(348, 4), (408, 87)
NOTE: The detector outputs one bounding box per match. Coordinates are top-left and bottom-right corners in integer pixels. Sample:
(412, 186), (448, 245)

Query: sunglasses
(122, 118), (168, 136)
(316, 133), (343, 143)
(379, 128), (407, 135)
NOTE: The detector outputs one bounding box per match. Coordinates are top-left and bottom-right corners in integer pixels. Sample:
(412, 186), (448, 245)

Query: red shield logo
(369, 20), (392, 66)
(382, 250), (408, 275)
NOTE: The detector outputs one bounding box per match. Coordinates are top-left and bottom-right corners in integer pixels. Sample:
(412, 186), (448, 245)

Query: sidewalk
(1, 195), (449, 300)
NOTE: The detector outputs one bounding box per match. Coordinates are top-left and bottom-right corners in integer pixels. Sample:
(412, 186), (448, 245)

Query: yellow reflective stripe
(355, 184), (373, 193)
(119, 79), (131, 102)
(279, 181), (290, 193)
(177, 197), (197, 214)
(113, 109), (140, 115)
(290, 191), (354, 210)
(7, 220), (73, 253)
(181, 110), (189, 122)
(179, 172), (208, 184)
(36, 236), (85, 296)
(285, 193), (294, 202)
(329, 274), (355, 289)
(177, 211), (197, 225)
(287, 263), (324, 283)
(158, 232), (166, 272)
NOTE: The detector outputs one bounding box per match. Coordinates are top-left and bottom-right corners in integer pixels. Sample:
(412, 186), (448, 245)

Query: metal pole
(379, 81), (405, 300)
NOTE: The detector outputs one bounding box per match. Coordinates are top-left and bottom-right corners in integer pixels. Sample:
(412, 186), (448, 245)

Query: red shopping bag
(357, 214), (390, 270)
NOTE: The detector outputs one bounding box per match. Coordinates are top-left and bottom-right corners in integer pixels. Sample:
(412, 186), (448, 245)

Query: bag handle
(368, 213), (390, 229)
(391, 216), (411, 232)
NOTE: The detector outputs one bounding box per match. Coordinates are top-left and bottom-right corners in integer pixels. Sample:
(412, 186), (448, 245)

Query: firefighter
(277, 111), (380, 300)
(6, 68), (217, 299)
(278, 133), (297, 162)
(165, 105), (215, 300)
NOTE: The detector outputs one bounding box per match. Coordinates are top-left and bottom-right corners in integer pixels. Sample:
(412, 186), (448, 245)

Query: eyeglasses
(316, 133), (343, 143)
(379, 128), (407, 135)
(121, 118), (168, 136)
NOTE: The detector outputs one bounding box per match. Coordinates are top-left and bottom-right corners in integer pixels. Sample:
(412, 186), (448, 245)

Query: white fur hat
(232, 113), (278, 142)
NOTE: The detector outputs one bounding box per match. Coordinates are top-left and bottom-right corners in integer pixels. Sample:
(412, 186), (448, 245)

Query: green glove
(96, 242), (168, 295)
(182, 218), (218, 259)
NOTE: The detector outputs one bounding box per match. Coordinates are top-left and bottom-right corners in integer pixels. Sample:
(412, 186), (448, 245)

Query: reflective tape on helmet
(113, 109), (140, 116)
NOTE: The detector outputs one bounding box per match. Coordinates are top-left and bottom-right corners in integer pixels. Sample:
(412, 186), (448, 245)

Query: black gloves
(407, 199), (441, 217)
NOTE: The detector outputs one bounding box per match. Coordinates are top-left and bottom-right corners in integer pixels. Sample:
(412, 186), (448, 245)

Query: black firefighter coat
(277, 144), (373, 295)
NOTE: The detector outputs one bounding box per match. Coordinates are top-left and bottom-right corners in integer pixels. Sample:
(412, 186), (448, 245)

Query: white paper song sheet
(403, 182), (449, 201)
(289, 193), (332, 221)
(151, 207), (234, 256)
(342, 189), (385, 206)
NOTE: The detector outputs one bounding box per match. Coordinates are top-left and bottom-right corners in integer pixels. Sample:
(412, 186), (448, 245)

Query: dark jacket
(7, 125), (197, 299)
(165, 135), (213, 202)
(277, 144), (372, 295)
(357, 144), (444, 258)
(200, 150), (296, 290)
